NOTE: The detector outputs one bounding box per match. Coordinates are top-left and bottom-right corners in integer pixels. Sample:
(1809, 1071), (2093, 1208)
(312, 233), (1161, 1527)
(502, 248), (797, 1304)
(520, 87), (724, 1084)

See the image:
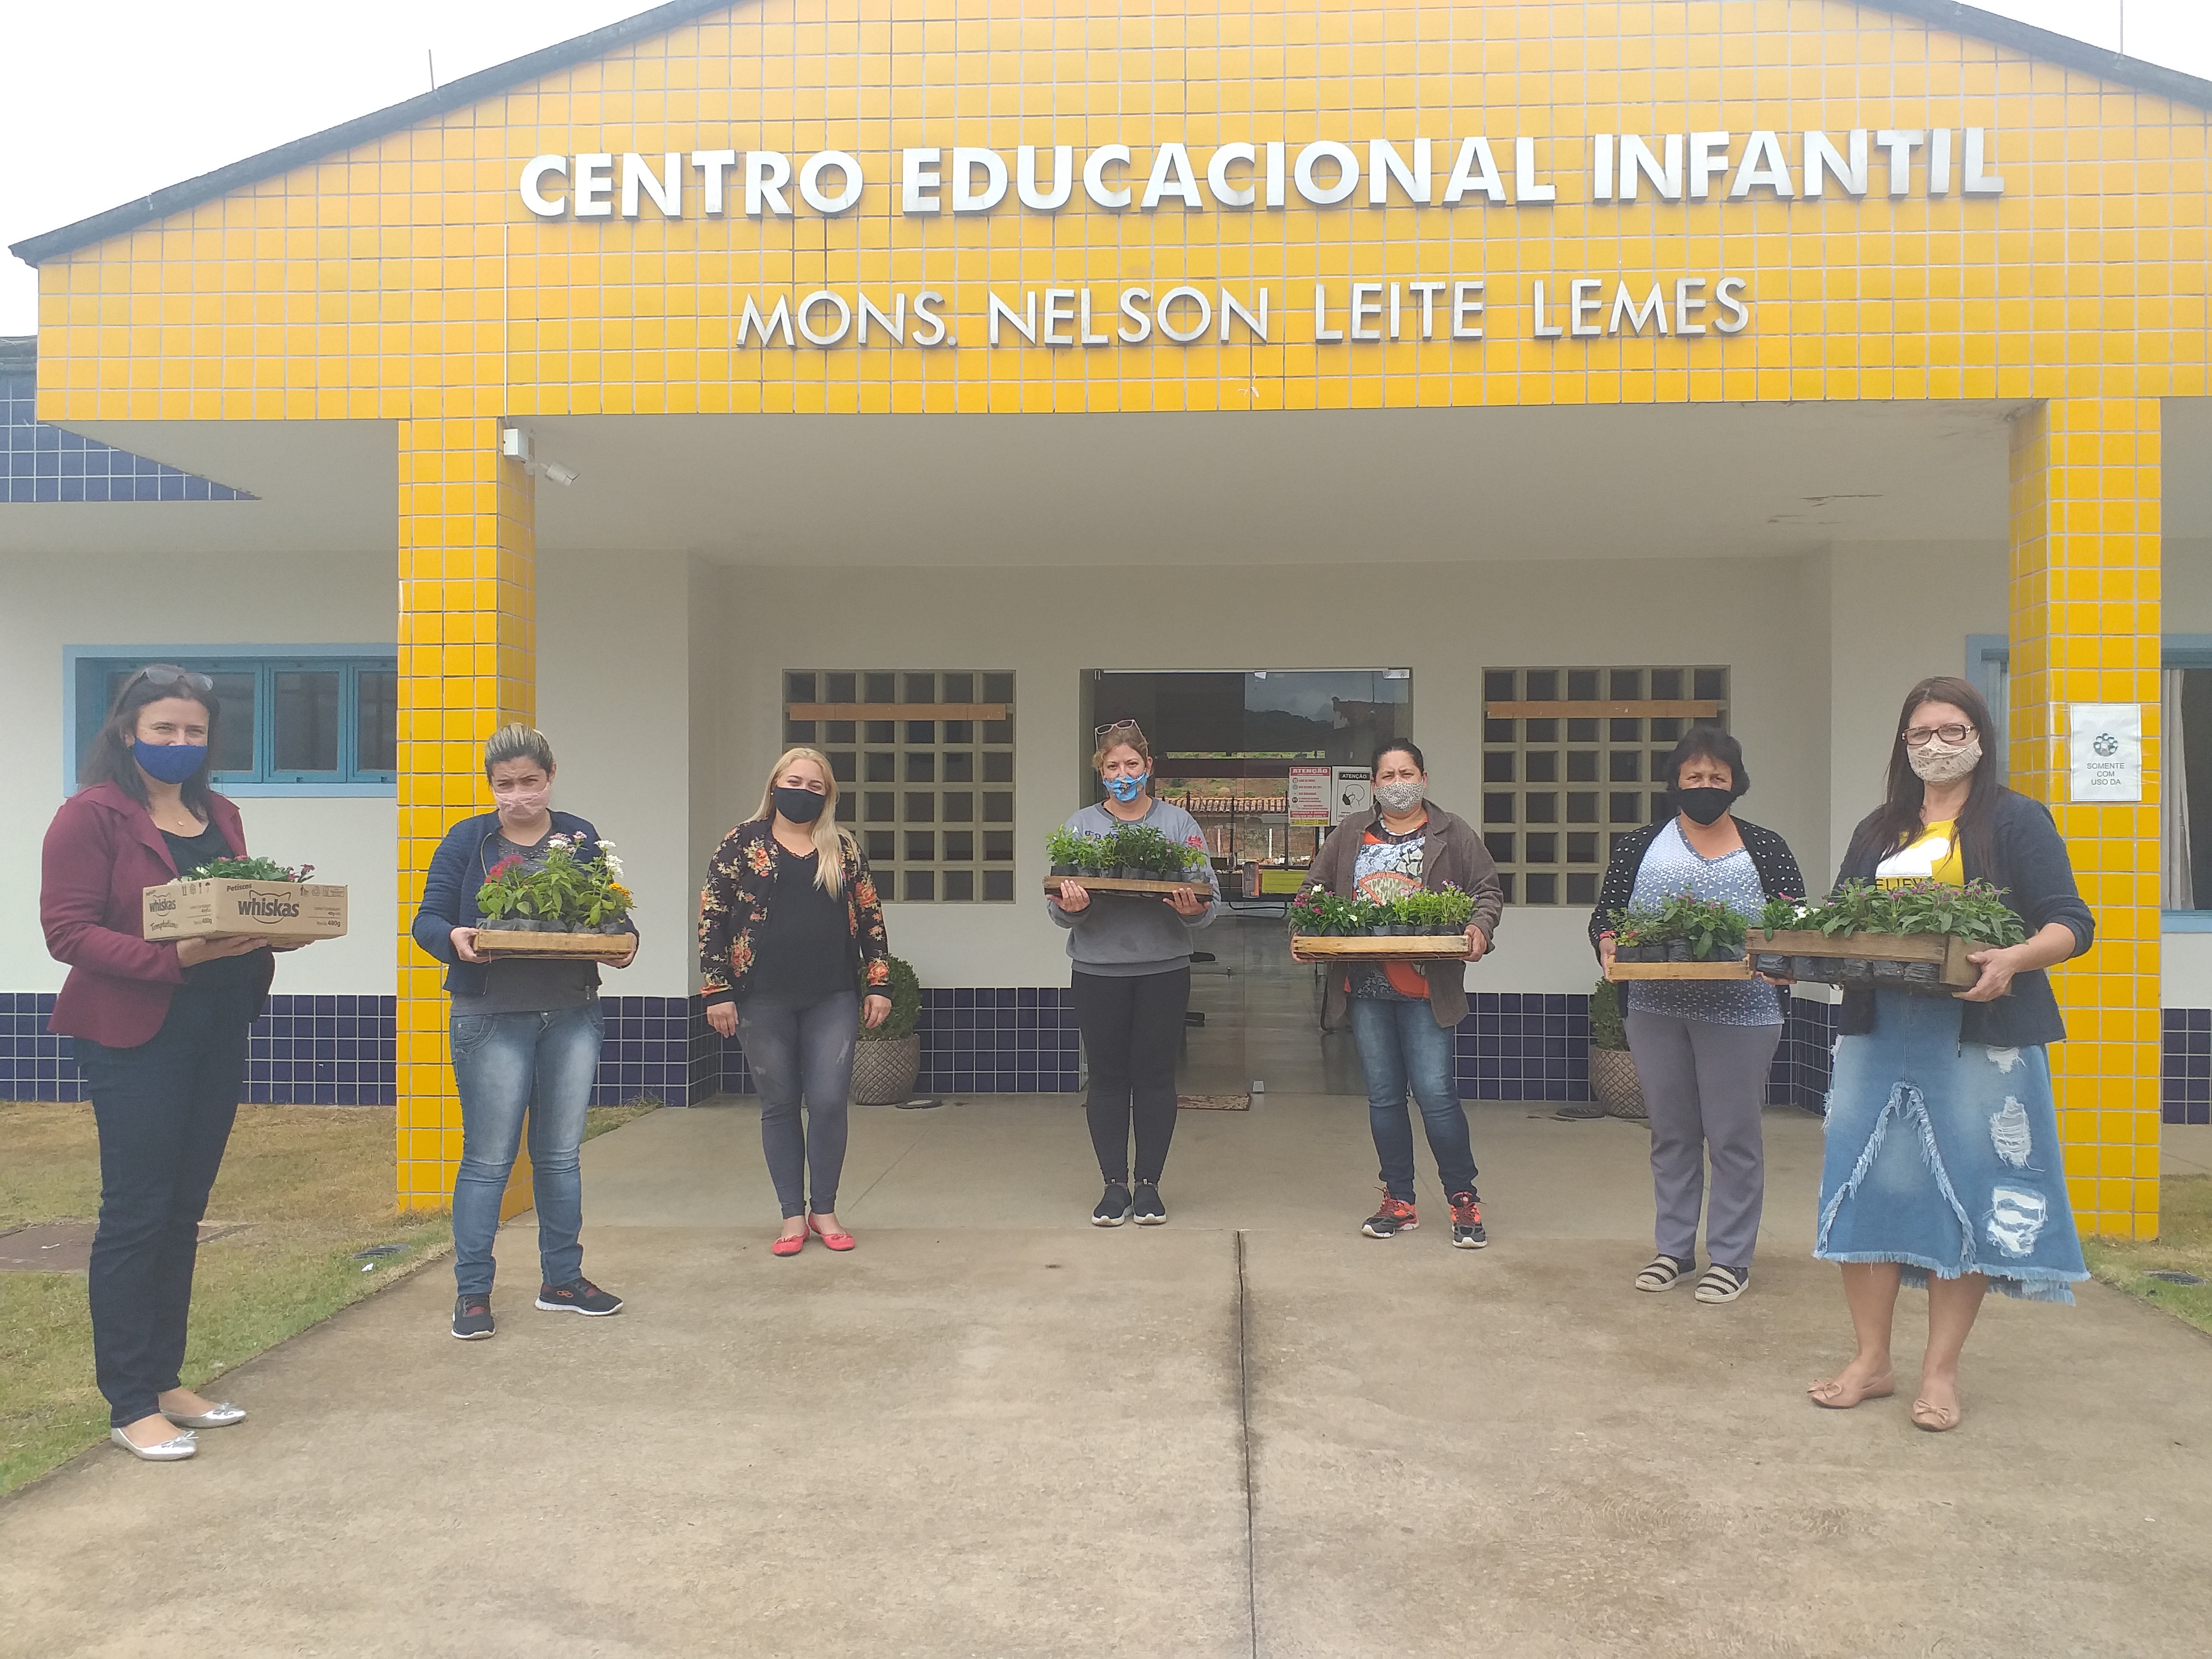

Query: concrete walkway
(6, 1099), (2212, 1658)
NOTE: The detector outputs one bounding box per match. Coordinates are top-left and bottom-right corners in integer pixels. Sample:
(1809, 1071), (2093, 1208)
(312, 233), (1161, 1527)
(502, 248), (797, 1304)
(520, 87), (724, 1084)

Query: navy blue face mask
(132, 740), (208, 785)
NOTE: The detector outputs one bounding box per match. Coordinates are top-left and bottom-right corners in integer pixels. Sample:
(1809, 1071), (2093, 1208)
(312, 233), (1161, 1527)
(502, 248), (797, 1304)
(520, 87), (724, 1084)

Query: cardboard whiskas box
(143, 880), (350, 943)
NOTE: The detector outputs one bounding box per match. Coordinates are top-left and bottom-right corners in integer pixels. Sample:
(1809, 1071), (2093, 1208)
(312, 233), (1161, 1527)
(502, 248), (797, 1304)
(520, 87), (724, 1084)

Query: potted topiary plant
(850, 956), (925, 1105)
(1587, 979), (1645, 1120)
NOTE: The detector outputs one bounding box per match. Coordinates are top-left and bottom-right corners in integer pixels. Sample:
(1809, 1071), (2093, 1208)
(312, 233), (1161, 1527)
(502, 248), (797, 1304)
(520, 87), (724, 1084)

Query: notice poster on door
(2069, 703), (2143, 802)
(1287, 766), (1332, 825)
(1331, 767), (1373, 825)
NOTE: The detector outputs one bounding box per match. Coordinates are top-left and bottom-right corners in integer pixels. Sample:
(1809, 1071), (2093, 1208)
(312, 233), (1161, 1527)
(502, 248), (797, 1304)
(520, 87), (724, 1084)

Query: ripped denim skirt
(1815, 988), (2088, 1303)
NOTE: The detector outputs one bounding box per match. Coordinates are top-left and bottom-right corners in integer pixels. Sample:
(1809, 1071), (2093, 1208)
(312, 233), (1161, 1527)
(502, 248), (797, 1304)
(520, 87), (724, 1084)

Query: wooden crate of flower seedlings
(1044, 875), (1209, 898)
(1745, 930), (1978, 990)
(1292, 935), (1475, 962)
(143, 878), (348, 943)
(1606, 956), (1753, 982)
(472, 925), (635, 959)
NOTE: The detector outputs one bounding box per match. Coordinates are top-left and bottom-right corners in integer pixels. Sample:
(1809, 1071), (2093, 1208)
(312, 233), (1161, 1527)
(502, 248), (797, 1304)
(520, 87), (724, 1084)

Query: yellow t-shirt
(1876, 819), (1965, 887)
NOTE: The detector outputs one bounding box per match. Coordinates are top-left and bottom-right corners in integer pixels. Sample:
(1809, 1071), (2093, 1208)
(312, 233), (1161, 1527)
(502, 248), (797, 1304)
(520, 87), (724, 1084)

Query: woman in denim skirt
(1809, 676), (2094, 1431)
(413, 724), (636, 1339)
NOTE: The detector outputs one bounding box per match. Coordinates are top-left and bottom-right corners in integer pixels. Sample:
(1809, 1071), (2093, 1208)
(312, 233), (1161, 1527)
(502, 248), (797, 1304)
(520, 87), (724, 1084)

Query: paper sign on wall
(1287, 766), (1332, 826)
(2069, 703), (2143, 802)
(1331, 767), (1373, 824)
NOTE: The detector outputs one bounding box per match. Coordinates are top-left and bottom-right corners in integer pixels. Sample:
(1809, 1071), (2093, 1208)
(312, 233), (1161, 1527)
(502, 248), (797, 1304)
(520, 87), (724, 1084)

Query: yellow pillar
(396, 416), (539, 1216)
(2006, 397), (2163, 1240)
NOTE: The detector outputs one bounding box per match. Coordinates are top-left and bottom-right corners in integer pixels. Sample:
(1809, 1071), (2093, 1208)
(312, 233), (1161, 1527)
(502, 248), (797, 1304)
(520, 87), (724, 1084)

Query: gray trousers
(1624, 1011), (1781, 1273)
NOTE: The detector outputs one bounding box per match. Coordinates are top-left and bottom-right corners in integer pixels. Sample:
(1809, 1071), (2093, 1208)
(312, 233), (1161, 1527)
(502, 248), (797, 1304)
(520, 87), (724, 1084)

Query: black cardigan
(1586, 815), (1807, 957)
(1831, 788), (2094, 1049)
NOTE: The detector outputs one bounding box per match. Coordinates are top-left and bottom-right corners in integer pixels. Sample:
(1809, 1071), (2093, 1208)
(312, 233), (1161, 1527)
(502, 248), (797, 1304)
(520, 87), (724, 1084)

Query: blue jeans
(449, 1002), (603, 1296)
(1348, 996), (1476, 1202)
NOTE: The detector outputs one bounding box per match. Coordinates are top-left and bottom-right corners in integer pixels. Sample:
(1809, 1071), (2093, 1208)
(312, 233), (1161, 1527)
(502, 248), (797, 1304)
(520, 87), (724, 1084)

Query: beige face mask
(1907, 737), (1981, 784)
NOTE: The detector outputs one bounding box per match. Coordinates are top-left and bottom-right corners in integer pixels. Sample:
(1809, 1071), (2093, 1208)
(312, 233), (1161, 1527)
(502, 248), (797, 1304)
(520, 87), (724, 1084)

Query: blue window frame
(68, 647), (397, 797)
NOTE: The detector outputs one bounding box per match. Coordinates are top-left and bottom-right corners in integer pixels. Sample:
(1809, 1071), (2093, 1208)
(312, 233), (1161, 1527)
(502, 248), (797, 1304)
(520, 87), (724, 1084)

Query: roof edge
(1865, 0), (2212, 110)
(11, 0), (2211, 272)
(8, 1), (737, 268)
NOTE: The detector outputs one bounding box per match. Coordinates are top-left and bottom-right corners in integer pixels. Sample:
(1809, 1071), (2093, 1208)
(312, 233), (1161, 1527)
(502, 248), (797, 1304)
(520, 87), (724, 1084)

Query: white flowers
(597, 839), (625, 878)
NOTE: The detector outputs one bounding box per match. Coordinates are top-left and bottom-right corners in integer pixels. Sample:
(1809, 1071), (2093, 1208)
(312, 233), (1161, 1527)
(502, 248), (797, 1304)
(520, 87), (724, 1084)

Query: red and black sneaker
(535, 1277), (624, 1316)
(1362, 1194), (1418, 1238)
(1448, 1190), (1489, 1250)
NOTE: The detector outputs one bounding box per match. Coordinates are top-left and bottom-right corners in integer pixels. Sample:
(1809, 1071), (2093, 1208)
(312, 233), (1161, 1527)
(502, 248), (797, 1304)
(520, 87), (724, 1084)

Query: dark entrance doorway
(1080, 669), (1413, 1097)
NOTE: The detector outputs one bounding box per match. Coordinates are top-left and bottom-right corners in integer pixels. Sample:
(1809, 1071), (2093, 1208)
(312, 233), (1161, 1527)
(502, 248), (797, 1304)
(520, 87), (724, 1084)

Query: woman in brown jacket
(1294, 741), (1503, 1246)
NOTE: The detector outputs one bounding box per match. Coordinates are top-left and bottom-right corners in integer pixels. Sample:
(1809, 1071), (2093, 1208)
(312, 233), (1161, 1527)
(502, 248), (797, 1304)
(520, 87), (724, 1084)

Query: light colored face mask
(1907, 737), (1981, 784)
(1373, 779), (1424, 815)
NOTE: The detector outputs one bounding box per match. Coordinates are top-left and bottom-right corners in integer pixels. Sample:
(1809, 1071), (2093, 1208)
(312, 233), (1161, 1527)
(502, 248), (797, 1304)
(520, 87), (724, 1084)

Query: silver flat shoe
(111, 1426), (197, 1461)
(163, 1401), (245, 1429)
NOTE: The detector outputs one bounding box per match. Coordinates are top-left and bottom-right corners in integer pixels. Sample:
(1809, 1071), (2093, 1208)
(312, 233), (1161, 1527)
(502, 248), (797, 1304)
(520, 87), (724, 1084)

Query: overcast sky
(3, 1), (2206, 335)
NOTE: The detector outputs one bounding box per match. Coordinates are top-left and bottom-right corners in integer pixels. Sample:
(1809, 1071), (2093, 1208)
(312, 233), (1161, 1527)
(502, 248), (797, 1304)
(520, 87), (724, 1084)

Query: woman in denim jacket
(412, 724), (636, 1340)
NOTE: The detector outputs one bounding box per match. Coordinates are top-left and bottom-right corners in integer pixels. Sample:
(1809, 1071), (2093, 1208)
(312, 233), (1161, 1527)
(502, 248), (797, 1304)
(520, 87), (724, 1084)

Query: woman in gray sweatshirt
(1047, 720), (1217, 1225)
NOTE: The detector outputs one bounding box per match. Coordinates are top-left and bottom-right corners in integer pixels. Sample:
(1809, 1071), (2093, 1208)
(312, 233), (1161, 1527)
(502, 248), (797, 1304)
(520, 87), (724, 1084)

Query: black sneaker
(1362, 1194), (1418, 1238)
(1448, 1190), (1489, 1249)
(535, 1277), (624, 1316)
(1093, 1182), (1134, 1227)
(1132, 1182), (1167, 1225)
(451, 1294), (495, 1340)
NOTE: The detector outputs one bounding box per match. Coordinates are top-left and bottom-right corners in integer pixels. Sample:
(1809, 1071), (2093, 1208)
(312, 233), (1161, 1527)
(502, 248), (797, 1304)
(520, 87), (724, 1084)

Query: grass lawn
(2083, 1174), (2212, 1339)
(0, 1098), (653, 1496)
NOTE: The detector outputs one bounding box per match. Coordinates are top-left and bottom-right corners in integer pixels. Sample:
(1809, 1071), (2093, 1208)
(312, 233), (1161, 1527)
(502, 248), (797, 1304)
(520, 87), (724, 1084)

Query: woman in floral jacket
(700, 746), (892, 1255)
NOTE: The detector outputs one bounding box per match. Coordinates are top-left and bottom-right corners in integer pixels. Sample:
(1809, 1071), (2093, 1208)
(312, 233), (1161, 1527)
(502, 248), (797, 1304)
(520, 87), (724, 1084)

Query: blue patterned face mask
(1105, 772), (1148, 803)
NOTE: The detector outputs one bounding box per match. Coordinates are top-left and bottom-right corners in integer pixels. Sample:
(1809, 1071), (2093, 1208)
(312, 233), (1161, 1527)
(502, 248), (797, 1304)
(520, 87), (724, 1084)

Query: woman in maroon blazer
(41, 666), (304, 1462)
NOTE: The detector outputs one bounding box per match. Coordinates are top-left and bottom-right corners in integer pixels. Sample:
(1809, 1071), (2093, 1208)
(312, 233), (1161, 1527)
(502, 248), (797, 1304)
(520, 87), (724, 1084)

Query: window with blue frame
(72, 653), (397, 795)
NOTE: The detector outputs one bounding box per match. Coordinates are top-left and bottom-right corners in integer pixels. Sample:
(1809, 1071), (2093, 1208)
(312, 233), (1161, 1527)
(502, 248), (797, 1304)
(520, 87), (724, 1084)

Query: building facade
(6, 0), (2210, 1236)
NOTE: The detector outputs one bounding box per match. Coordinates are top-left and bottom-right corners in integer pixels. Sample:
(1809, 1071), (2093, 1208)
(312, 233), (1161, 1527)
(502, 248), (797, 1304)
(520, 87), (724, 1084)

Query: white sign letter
(951, 148), (1008, 213)
(1018, 146), (1074, 211)
(1293, 141), (1359, 205)
(1084, 146), (1133, 210)
(574, 153), (614, 218)
(1443, 137), (1506, 204)
(520, 155), (569, 218)
(1207, 143), (1258, 208)
(901, 149), (942, 214)
(746, 152), (793, 216)
(801, 151), (864, 214)
(691, 150), (737, 216)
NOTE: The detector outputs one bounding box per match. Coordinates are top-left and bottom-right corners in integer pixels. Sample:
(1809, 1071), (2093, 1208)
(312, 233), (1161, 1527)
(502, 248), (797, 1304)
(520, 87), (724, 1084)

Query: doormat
(1177, 1093), (1251, 1111)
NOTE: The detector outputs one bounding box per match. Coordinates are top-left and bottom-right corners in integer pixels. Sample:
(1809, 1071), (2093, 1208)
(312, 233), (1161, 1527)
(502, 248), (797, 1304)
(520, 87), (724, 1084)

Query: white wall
(0, 547), (396, 995)
(1821, 540), (2011, 879)
(2168, 540), (2212, 634)
(704, 556), (1831, 995)
(537, 549), (694, 998)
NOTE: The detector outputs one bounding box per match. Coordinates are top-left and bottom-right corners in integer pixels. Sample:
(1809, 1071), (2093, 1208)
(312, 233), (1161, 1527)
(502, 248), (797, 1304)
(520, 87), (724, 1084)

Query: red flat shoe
(807, 1214), (855, 1252)
(771, 1229), (807, 1258)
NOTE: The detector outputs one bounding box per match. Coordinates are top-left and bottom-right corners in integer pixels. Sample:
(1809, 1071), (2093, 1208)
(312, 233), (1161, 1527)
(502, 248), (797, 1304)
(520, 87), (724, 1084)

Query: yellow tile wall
(2007, 397), (2163, 1240)
(22, 0), (2199, 1222)
(397, 416), (539, 1215)
(30, 0), (2212, 421)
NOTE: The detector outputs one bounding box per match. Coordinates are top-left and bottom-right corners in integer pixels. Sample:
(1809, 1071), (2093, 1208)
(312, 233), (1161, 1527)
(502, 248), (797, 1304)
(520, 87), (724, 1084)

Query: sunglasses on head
(1094, 720), (1142, 737)
(133, 665), (215, 696)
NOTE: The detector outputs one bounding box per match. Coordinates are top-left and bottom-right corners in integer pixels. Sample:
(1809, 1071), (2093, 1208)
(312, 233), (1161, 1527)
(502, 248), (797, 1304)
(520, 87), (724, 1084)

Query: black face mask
(1673, 786), (1735, 827)
(774, 786), (827, 824)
